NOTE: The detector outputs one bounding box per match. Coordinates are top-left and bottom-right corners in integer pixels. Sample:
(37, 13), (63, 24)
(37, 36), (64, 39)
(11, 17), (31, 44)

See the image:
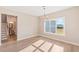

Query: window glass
(56, 17), (64, 34)
(45, 21), (50, 32)
(44, 17), (65, 35)
(50, 21), (56, 33)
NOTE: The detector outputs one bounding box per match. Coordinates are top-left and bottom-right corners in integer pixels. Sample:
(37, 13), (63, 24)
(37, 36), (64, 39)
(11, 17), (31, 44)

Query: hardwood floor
(1, 35), (17, 44)
(0, 36), (79, 52)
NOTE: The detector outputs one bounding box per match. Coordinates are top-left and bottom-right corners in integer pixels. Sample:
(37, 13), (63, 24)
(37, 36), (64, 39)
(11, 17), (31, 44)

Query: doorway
(1, 14), (17, 44)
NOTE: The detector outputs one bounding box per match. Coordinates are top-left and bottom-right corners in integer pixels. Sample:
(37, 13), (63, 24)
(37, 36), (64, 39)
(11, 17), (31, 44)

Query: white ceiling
(2, 6), (72, 16)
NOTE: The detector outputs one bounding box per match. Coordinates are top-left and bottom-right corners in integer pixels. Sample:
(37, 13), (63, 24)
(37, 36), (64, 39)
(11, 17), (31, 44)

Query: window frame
(44, 17), (65, 36)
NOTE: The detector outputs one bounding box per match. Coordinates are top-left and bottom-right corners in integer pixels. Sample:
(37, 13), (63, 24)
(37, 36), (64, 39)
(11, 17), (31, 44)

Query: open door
(1, 14), (17, 44)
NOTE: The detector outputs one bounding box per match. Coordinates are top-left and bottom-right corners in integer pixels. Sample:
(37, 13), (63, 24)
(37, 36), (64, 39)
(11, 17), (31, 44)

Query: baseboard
(17, 34), (38, 41)
(17, 34), (79, 46)
(39, 34), (79, 46)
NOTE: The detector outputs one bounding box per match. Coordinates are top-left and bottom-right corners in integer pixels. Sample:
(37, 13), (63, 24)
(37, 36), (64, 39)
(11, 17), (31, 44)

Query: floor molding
(16, 34), (79, 47)
(17, 34), (38, 41)
(40, 34), (79, 46)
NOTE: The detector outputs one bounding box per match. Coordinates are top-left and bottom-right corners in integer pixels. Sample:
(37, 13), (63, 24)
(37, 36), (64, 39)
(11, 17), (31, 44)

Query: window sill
(44, 32), (65, 36)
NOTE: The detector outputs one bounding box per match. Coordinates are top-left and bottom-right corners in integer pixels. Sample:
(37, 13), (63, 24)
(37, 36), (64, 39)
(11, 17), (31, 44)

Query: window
(45, 21), (50, 32)
(50, 20), (56, 33)
(56, 17), (64, 34)
(44, 17), (65, 35)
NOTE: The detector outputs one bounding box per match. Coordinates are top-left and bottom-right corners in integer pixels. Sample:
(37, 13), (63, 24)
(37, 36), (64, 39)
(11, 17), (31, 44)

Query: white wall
(39, 7), (79, 45)
(0, 7), (39, 45)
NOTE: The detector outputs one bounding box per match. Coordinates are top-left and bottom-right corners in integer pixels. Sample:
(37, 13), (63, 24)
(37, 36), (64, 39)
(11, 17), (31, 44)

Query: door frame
(1, 14), (17, 44)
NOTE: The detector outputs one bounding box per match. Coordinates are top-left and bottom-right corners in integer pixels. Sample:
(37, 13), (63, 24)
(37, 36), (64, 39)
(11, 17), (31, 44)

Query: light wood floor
(1, 35), (17, 44)
(0, 36), (79, 52)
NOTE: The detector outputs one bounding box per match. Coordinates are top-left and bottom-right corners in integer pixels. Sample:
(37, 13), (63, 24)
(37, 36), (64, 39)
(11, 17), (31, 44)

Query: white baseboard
(17, 34), (38, 41)
(40, 34), (79, 46)
(17, 33), (79, 46)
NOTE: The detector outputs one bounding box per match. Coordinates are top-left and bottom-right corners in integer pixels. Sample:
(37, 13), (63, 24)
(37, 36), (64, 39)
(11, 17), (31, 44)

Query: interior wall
(39, 7), (79, 45)
(0, 7), (39, 45)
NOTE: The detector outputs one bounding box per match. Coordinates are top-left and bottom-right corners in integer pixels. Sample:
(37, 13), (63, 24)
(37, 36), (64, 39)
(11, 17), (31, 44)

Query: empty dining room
(0, 6), (79, 52)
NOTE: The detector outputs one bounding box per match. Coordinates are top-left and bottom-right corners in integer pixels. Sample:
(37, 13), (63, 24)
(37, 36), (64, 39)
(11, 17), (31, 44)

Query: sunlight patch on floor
(33, 40), (44, 47)
(20, 39), (64, 52)
(20, 45), (36, 52)
(39, 42), (52, 52)
(50, 44), (64, 52)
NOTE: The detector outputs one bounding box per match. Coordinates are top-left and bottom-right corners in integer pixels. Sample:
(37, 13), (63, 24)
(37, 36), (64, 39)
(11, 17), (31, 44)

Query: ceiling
(2, 6), (72, 16)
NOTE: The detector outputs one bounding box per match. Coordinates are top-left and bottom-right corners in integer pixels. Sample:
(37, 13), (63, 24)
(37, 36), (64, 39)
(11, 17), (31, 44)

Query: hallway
(1, 14), (17, 44)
